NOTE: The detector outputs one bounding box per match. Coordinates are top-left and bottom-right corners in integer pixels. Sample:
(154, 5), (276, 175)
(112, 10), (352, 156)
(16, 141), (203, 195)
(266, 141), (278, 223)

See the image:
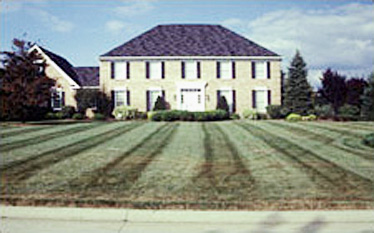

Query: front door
(180, 88), (204, 111)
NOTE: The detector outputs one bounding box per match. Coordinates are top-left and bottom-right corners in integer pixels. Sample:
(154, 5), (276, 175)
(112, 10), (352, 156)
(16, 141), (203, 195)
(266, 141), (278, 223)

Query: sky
(1, 0), (373, 88)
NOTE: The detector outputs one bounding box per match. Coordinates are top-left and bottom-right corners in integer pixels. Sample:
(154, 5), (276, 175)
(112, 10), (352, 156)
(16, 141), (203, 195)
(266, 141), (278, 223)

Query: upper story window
(252, 61), (271, 79)
(182, 61), (201, 79)
(146, 61), (165, 79)
(217, 61), (235, 79)
(111, 61), (130, 79)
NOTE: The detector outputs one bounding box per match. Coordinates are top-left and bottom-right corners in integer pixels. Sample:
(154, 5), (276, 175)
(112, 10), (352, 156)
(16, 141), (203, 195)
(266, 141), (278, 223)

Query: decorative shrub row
(242, 109), (268, 120)
(112, 106), (147, 120)
(286, 113), (317, 122)
(150, 110), (229, 122)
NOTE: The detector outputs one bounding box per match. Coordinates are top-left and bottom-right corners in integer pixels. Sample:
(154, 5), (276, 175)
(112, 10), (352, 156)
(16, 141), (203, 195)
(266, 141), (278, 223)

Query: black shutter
(267, 61), (271, 79)
(61, 91), (65, 106)
(127, 90), (130, 106)
(232, 90), (236, 113)
(111, 90), (115, 110)
(232, 62), (236, 79)
(252, 90), (256, 108)
(127, 62), (130, 79)
(268, 90), (271, 105)
(251, 61), (256, 79)
(181, 61), (185, 79)
(197, 61), (201, 79)
(162, 90), (165, 100)
(217, 90), (221, 106)
(146, 91), (150, 111)
(216, 61), (220, 79)
(146, 62), (150, 79)
(111, 62), (115, 79)
(161, 61), (165, 79)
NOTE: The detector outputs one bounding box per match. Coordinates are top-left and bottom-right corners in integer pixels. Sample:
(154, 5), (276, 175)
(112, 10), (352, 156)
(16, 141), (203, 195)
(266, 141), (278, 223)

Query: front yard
(1, 120), (373, 210)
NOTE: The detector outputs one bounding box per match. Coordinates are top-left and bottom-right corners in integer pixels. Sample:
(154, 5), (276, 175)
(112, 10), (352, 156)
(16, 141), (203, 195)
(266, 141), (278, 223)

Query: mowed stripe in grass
(0, 123), (104, 152)
(1, 122), (144, 190)
(192, 123), (255, 201)
(0, 125), (51, 138)
(305, 122), (370, 138)
(265, 121), (374, 161)
(67, 123), (179, 197)
(236, 121), (374, 199)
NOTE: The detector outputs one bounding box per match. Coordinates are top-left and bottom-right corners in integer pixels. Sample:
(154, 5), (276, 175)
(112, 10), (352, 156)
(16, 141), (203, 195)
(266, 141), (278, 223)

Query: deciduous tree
(361, 73), (374, 120)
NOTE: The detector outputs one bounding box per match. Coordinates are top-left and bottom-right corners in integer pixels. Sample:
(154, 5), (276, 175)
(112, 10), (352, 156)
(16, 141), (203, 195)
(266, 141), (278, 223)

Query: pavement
(1, 205), (373, 233)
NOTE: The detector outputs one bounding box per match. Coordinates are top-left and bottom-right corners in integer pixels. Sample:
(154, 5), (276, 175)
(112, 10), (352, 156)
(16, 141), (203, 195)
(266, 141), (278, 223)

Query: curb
(1, 206), (373, 224)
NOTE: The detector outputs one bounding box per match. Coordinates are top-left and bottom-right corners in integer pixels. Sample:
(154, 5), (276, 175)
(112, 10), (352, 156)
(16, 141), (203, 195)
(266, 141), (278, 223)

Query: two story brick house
(100, 24), (282, 114)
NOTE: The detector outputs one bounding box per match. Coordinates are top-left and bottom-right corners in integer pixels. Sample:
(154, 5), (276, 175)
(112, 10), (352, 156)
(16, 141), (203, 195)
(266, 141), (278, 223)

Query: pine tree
(216, 96), (229, 113)
(361, 73), (374, 120)
(283, 50), (313, 115)
(0, 39), (55, 121)
(153, 96), (167, 111)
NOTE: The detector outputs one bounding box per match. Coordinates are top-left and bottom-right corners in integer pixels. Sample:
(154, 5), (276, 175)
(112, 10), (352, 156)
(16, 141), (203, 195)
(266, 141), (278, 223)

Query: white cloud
(30, 8), (74, 32)
(114, 0), (156, 16)
(222, 3), (374, 87)
(106, 20), (126, 33)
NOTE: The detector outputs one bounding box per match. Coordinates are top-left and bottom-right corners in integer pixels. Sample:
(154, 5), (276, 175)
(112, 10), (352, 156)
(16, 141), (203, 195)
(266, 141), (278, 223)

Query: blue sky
(1, 0), (373, 87)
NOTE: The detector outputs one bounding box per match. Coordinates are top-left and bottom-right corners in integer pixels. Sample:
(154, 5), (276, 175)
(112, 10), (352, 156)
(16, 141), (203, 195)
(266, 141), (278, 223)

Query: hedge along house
(29, 44), (99, 110)
(100, 24), (282, 114)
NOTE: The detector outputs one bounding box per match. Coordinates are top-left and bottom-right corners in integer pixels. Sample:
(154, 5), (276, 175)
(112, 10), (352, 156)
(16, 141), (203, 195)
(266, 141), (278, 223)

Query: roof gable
(73, 67), (99, 87)
(102, 24), (279, 57)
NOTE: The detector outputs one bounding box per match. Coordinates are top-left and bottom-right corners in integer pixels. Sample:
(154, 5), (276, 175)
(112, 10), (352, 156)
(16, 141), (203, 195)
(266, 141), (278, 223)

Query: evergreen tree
(283, 50), (313, 115)
(0, 39), (55, 121)
(153, 96), (167, 111)
(216, 96), (229, 113)
(361, 73), (374, 120)
(319, 68), (347, 115)
(346, 78), (367, 108)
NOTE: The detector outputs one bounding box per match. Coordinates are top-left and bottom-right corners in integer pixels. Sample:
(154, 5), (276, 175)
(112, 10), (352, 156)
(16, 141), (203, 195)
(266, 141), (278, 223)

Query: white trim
(113, 86), (127, 91)
(147, 87), (163, 91)
(176, 81), (207, 89)
(253, 86), (269, 91)
(29, 45), (80, 89)
(219, 87), (233, 91)
(81, 86), (100, 89)
(100, 56), (281, 61)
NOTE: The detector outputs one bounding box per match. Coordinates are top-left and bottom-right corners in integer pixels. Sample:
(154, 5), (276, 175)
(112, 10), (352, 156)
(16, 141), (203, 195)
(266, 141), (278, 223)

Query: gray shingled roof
(73, 67), (99, 87)
(39, 46), (99, 87)
(102, 24), (279, 57)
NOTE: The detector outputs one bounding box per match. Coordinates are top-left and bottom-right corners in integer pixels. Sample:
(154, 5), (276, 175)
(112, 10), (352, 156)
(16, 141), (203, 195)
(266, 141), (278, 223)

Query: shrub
(61, 105), (76, 119)
(286, 113), (302, 122)
(45, 112), (56, 120)
(75, 89), (98, 114)
(362, 133), (374, 148)
(242, 109), (258, 120)
(150, 110), (229, 122)
(338, 104), (360, 121)
(216, 96), (229, 113)
(55, 112), (64, 119)
(112, 106), (138, 120)
(266, 105), (286, 119)
(72, 113), (85, 120)
(315, 104), (334, 119)
(230, 113), (240, 120)
(136, 111), (148, 120)
(257, 113), (268, 120)
(93, 113), (105, 121)
(302, 114), (317, 121)
(153, 96), (167, 111)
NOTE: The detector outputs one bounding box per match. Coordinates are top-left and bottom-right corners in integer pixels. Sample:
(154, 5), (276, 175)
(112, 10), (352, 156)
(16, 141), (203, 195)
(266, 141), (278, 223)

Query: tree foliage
(361, 73), (374, 120)
(216, 96), (229, 113)
(319, 68), (347, 115)
(0, 39), (55, 121)
(153, 96), (167, 111)
(346, 78), (367, 108)
(75, 89), (98, 114)
(283, 50), (313, 115)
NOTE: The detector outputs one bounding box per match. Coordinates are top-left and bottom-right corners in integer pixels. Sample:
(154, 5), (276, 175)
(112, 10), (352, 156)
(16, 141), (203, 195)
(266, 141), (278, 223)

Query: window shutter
(162, 90), (165, 100)
(127, 62), (130, 79)
(216, 61), (221, 79)
(146, 62), (150, 79)
(111, 90), (115, 110)
(127, 90), (130, 106)
(217, 90), (221, 106)
(232, 90), (236, 113)
(197, 61), (201, 79)
(232, 62), (236, 79)
(161, 61), (165, 79)
(111, 62), (115, 79)
(251, 61), (256, 79)
(181, 61), (185, 79)
(267, 61), (271, 79)
(61, 91), (65, 106)
(146, 91), (150, 111)
(267, 90), (271, 105)
(252, 90), (256, 108)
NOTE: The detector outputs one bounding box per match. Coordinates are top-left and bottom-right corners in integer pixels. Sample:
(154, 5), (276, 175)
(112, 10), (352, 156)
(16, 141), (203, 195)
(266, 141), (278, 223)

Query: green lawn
(1, 120), (373, 210)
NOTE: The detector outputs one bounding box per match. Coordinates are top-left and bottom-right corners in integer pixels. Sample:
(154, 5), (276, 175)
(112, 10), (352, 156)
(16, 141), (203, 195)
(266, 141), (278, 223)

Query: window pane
(150, 61), (162, 79)
(221, 61), (232, 79)
(51, 89), (62, 109)
(256, 90), (267, 112)
(220, 90), (233, 112)
(115, 90), (125, 107)
(185, 61), (197, 79)
(114, 62), (127, 79)
(255, 62), (265, 79)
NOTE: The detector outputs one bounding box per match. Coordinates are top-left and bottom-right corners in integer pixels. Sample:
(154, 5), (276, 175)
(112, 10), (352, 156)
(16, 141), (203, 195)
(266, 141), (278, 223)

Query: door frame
(176, 81), (207, 111)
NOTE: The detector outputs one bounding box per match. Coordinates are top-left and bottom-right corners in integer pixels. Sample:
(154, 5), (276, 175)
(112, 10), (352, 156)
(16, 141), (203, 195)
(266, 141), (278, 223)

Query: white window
(150, 61), (162, 79)
(254, 61), (266, 79)
(114, 61), (127, 80)
(220, 89), (234, 113)
(114, 90), (126, 107)
(221, 61), (232, 79)
(51, 88), (63, 110)
(149, 90), (162, 110)
(185, 61), (197, 79)
(256, 90), (268, 113)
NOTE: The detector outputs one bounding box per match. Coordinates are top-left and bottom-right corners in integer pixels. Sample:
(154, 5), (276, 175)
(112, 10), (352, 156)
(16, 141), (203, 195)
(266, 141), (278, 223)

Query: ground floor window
(114, 90), (126, 107)
(253, 90), (269, 113)
(51, 88), (63, 110)
(217, 89), (236, 113)
(147, 90), (163, 111)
